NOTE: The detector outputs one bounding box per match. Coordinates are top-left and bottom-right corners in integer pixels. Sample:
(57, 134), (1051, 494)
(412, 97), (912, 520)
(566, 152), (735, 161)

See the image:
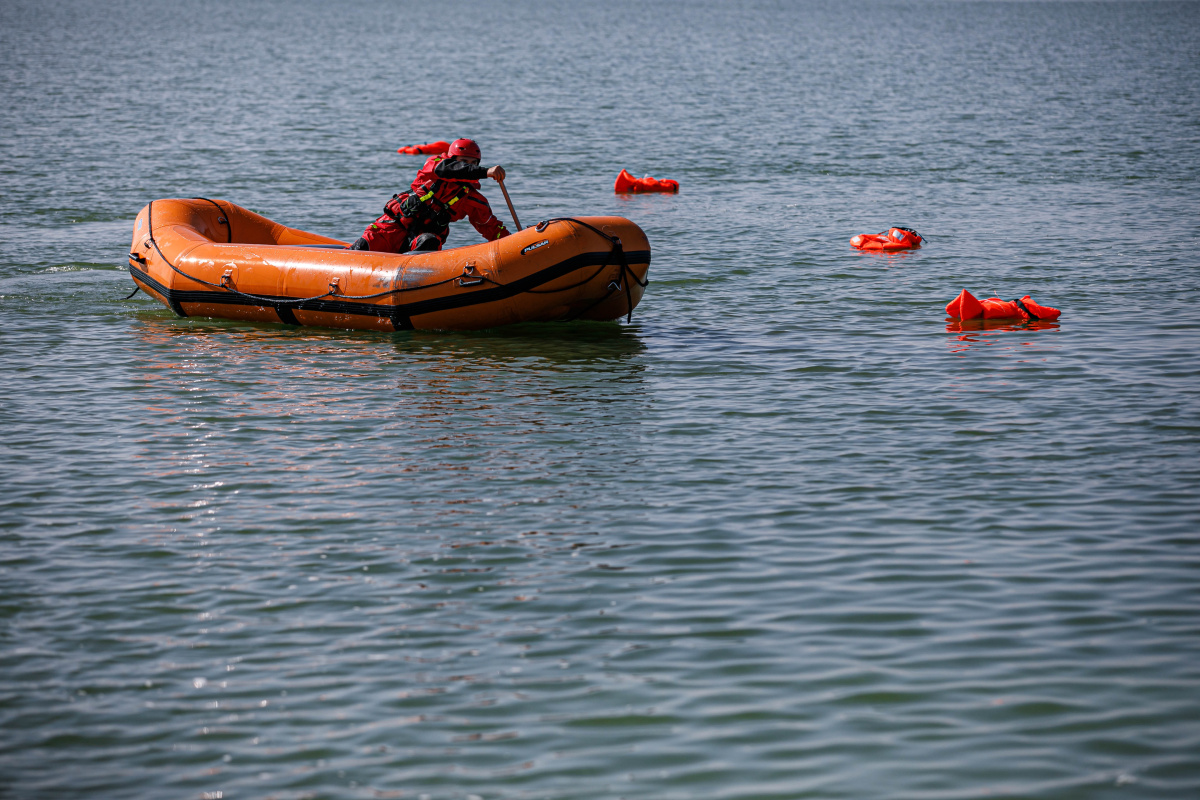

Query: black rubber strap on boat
(385, 267), (415, 330)
(615, 239), (634, 323)
(276, 305), (299, 325)
(1013, 298), (1040, 320)
(524, 263), (608, 294)
(390, 310), (414, 331)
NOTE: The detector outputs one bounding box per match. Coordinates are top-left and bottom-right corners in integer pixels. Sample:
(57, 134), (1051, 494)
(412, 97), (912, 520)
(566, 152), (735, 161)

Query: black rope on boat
(137, 200), (478, 304)
(533, 217), (648, 322)
(122, 285), (140, 300)
(143, 200), (338, 307)
(194, 197), (233, 243)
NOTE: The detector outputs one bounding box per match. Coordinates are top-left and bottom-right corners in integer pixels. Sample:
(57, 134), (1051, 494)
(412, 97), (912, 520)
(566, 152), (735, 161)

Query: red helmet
(447, 138), (481, 160)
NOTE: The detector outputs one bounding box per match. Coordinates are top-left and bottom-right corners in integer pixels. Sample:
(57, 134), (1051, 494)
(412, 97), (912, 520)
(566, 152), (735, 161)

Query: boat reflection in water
(126, 316), (650, 502)
(945, 318), (1061, 354)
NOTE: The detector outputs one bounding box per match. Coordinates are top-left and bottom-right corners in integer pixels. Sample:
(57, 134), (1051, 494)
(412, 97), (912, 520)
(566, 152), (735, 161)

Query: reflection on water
(124, 314), (651, 535)
(131, 314), (647, 366)
(848, 248), (923, 263)
(945, 318), (1061, 354)
(946, 318), (1061, 334)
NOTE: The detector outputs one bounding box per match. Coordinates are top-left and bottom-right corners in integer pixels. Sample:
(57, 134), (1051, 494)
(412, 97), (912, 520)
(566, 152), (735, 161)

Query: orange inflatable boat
(850, 227), (923, 251)
(126, 198), (650, 331)
(945, 289), (1061, 321)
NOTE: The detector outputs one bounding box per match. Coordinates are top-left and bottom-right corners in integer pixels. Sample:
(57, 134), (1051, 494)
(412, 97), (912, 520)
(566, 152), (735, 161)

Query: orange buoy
(850, 227), (924, 251)
(614, 169), (679, 194)
(126, 199), (651, 331)
(397, 141), (450, 155)
(945, 289), (1061, 321)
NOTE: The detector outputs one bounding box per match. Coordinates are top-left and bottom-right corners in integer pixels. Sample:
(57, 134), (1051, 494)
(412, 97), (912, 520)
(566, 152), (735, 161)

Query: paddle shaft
(496, 177), (522, 231)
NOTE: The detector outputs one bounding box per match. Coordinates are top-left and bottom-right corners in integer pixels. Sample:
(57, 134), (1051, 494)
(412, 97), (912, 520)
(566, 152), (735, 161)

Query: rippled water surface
(3, 0), (1200, 797)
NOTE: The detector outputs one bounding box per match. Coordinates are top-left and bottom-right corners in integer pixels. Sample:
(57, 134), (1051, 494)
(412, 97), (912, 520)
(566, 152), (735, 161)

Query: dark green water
(3, 0), (1200, 797)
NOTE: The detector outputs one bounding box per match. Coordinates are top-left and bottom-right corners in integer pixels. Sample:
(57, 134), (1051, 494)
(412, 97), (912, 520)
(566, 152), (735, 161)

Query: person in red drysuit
(350, 138), (510, 253)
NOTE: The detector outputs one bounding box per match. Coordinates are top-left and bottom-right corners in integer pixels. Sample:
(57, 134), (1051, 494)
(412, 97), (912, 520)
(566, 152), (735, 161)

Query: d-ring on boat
(126, 198), (651, 331)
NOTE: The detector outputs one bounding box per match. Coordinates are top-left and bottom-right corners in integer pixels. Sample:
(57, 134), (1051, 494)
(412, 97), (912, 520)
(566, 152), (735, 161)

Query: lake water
(2, 0), (1200, 797)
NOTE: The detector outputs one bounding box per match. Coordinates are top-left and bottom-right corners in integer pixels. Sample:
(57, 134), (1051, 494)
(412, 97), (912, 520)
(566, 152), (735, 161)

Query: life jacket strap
(1013, 297), (1040, 320)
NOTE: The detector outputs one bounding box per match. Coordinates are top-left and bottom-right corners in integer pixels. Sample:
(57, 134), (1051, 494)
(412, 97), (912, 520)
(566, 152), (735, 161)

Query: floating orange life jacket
(945, 289), (1061, 321)
(397, 141), (450, 155)
(614, 169), (679, 193)
(851, 227), (923, 251)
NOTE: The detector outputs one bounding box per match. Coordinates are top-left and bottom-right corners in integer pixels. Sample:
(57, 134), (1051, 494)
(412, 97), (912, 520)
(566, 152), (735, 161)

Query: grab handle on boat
(458, 261), (486, 287)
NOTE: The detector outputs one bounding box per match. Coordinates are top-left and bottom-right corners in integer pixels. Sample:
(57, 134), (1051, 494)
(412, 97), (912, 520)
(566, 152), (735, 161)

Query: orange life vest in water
(851, 227), (923, 251)
(945, 289), (1061, 321)
(614, 169), (679, 193)
(397, 141), (450, 155)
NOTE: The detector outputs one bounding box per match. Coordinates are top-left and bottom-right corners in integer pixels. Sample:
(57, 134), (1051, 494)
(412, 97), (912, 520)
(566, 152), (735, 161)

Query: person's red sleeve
(463, 190), (509, 241)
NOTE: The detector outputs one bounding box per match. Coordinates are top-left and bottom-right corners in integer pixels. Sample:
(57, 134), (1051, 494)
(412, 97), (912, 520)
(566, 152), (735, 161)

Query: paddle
(496, 176), (523, 232)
